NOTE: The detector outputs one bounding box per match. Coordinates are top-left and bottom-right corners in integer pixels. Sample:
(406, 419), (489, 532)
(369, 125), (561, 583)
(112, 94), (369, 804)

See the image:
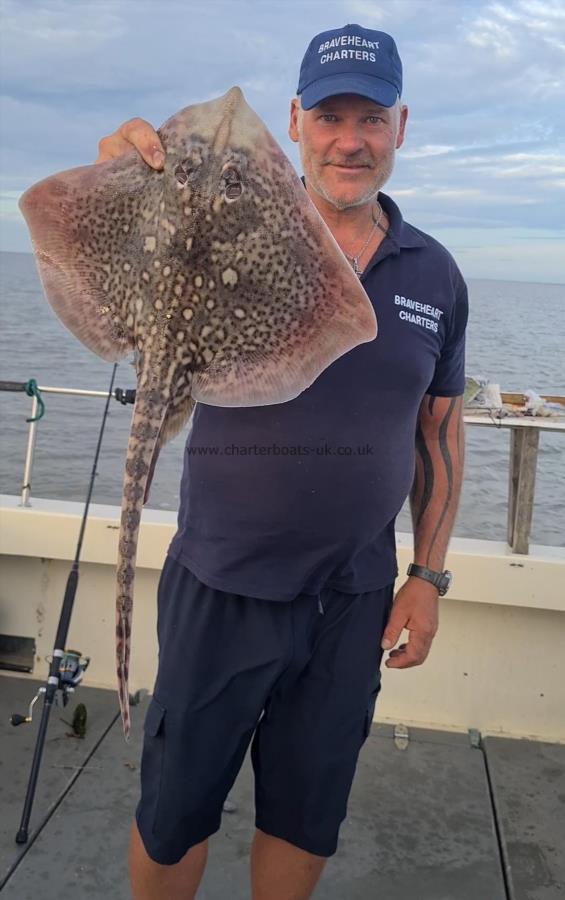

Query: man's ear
(288, 98), (300, 143)
(396, 104), (408, 150)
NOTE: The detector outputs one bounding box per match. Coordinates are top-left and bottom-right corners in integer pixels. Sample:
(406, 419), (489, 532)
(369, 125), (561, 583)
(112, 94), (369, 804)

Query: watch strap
(407, 564), (447, 592)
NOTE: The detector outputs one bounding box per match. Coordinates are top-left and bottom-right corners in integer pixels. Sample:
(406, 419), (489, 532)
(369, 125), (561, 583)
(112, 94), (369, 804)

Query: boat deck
(1, 676), (563, 899)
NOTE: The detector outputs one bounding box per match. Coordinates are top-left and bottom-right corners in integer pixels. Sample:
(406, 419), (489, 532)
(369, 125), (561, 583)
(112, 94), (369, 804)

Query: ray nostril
(174, 164), (189, 185)
(225, 182), (243, 201)
(222, 165), (243, 202)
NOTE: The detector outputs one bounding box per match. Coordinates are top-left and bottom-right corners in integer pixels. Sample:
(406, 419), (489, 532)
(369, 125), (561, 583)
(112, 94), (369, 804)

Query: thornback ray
(18, 85), (378, 738)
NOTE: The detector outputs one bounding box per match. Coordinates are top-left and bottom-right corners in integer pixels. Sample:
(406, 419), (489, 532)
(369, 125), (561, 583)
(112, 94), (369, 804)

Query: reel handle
(11, 714), (30, 726)
(11, 688), (44, 726)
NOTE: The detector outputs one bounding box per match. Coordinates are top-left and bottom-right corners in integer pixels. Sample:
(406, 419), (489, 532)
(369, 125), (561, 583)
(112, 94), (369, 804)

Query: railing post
(20, 395), (39, 508)
(507, 426), (540, 555)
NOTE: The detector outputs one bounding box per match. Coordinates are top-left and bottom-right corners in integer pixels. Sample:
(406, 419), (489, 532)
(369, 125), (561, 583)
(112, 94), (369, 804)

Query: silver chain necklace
(342, 201), (383, 277)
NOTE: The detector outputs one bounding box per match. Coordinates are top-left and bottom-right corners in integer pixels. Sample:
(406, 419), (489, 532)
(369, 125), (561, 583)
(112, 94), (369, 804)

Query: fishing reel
(114, 387), (136, 405)
(10, 649), (90, 727)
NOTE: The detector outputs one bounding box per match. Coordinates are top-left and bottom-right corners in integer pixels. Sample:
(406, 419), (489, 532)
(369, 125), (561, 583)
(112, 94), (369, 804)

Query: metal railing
(0, 380), (135, 508)
(1, 380), (564, 555)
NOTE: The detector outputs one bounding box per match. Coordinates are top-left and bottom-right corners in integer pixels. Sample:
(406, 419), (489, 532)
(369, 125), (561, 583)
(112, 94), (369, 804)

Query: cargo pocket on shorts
(141, 697), (166, 832)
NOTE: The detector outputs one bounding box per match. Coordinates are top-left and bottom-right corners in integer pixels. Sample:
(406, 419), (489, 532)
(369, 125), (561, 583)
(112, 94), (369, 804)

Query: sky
(0, 0), (564, 283)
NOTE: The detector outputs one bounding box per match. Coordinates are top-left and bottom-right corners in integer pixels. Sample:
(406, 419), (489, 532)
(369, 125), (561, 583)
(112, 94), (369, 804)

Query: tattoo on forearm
(425, 397), (457, 566)
(457, 413), (464, 466)
(415, 422), (433, 526)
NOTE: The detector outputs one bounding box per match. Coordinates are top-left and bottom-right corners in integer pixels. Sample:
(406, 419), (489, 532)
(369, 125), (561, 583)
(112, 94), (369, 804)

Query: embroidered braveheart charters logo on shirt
(394, 294), (443, 333)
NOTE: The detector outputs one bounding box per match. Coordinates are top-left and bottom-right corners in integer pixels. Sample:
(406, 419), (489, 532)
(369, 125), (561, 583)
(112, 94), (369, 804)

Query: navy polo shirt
(168, 192), (468, 601)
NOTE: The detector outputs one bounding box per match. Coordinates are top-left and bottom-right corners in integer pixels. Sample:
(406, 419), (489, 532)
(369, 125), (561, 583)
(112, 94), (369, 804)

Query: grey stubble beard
(302, 152), (396, 211)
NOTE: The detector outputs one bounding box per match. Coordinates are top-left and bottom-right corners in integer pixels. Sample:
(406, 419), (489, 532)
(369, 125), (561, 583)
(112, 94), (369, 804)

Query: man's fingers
(381, 581), (439, 668)
(95, 134), (132, 164)
(381, 612), (407, 650)
(388, 642), (408, 656)
(385, 634), (431, 668)
(120, 117), (164, 168)
(94, 117), (164, 169)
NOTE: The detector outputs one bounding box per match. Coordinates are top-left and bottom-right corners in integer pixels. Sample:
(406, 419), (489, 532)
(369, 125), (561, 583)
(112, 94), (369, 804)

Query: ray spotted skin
(19, 87), (377, 738)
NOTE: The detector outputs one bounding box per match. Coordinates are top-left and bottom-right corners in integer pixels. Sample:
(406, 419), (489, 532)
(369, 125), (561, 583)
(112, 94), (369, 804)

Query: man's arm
(411, 393), (465, 570)
(381, 393), (465, 668)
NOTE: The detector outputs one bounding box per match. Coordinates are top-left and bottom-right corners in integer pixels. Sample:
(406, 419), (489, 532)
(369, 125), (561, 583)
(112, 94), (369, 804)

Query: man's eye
(367, 116), (385, 125)
(320, 114), (337, 122)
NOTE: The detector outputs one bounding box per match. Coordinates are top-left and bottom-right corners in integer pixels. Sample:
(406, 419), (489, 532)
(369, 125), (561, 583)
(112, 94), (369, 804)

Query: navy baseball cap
(297, 24), (402, 110)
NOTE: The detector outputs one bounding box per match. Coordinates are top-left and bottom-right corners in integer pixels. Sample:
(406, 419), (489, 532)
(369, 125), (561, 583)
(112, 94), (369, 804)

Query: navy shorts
(135, 556), (393, 864)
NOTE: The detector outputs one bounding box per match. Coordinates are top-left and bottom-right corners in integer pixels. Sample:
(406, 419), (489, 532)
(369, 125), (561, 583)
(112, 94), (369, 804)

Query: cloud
(0, 190), (22, 222)
(1, 0), (126, 45)
(402, 144), (456, 159)
(467, 16), (517, 58)
(448, 149), (565, 176)
(465, 0), (565, 61)
(0, 0), (563, 282)
(518, 0), (565, 21)
(441, 236), (565, 282)
(342, 0), (389, 25)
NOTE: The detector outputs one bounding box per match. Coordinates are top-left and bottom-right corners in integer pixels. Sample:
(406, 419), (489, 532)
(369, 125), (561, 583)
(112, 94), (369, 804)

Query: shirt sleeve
(427, 276), (469, 397)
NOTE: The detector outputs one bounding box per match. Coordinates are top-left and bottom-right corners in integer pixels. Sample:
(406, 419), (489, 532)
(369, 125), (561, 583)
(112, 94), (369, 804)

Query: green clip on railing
(24, 379), (45, 422)
(0, 379), (46, 423)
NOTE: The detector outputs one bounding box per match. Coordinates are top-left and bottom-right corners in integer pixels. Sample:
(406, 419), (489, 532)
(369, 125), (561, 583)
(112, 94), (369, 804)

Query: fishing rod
(9, 363), (127, 844)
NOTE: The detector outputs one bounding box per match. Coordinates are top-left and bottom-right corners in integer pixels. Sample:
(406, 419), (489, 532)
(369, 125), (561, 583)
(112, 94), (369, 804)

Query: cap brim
(300, 74), (398, 110)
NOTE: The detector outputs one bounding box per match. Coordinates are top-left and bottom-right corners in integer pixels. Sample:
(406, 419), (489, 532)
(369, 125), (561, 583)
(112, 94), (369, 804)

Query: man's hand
(381, 577), (439, 668)
(94, 117), (165, 169)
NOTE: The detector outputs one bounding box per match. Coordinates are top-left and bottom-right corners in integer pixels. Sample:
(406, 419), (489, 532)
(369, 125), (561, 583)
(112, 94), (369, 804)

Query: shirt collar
(377, 192), (427, 250)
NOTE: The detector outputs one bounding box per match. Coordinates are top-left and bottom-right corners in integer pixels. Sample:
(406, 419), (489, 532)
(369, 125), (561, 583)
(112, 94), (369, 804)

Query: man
(96, 24), (467, 900)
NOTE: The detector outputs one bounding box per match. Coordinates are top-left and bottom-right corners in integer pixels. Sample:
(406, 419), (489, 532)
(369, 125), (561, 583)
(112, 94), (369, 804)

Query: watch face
(439, 571), (453, 594)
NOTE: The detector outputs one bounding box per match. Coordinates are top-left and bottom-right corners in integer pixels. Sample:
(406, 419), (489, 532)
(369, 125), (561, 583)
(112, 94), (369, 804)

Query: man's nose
(334, 124), (366, 155)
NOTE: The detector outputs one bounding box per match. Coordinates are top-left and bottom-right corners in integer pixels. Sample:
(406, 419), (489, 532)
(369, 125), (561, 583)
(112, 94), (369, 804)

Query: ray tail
(115, 380), (169, 739)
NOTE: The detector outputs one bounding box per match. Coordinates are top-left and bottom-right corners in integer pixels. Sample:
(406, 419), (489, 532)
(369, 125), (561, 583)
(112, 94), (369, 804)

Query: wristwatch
(407, 564), (452, 596)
